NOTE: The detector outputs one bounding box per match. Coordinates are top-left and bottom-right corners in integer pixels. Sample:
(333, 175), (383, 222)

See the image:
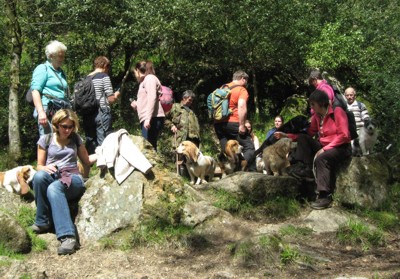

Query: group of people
(27, 40), (371, 255)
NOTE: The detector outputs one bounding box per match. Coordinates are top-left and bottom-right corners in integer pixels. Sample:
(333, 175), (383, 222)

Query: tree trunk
(5, 0), (23, 163)
(252, 69), (259, 115)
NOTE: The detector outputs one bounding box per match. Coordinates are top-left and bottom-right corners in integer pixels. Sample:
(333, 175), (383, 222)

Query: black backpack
(330, 84), (358, 140)
(71, 74), (99, 115)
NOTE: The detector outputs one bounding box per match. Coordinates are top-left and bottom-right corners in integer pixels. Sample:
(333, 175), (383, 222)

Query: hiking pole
(175, 132), (179, 175)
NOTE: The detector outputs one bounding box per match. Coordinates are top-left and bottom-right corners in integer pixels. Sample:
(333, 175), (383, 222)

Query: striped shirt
(91, 72), (114, 108)
(347, 101), (369, 133)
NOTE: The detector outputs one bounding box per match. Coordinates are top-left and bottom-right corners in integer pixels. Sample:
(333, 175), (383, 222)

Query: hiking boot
(57, 236), (77, 255)
(311, 194), (333, 210)
(31, 224), (52, 234)
(287, 163), (314, 181)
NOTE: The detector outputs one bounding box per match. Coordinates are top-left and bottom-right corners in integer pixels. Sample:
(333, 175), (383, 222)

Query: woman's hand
(38, 110), (48, 127)
(42, 164), (58, 174)
(171, 125), (178, 133)
(274, 132), (287, 139)
(144, 119), (151, 129)
(130, 100), (137, 110)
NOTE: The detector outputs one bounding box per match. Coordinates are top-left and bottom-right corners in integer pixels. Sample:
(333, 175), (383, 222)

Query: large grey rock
(336, 153), (391, 209)
(77, 134), (184, 242)
(0, 210), (31, 253)
(303, 208), (352, 234)
(76, 171), (147, 241)
(205, 172), (300, 201)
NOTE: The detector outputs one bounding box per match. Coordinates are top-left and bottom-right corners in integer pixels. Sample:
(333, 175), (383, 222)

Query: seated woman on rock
(31, 109), (91, 255)
(274, 90), (351, 209)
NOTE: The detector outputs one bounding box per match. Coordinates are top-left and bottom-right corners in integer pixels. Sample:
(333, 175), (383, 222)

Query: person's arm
(37, 145), (57, 174)
(144, 76), (159, 129)
(107, 91), (120, 104)
(238, 98), (247, 134)
(32, 90), (48, 127)
(360, 102), (370, 120)
(77, 144), (91, 178)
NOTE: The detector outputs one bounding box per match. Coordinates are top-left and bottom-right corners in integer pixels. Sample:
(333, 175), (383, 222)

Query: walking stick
(175, 132), (179, 175)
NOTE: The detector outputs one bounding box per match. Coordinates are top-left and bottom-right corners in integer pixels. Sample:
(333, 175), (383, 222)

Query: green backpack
(207, 84), (240, 121)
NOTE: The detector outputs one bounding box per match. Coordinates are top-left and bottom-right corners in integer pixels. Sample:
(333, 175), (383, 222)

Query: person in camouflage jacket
(165, 90), (200, 148)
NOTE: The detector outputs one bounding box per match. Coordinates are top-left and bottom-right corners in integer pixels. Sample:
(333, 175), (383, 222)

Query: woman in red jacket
(275, 89), (352, 209)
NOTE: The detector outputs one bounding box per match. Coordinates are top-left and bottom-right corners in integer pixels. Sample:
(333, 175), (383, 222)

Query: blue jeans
(140, 117), (164, 151)
(33, 170), (85, 239)
(83, 108), (112, 154)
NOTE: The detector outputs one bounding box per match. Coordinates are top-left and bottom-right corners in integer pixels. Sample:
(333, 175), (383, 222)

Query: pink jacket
(136, 74), (165, 123)
(288, 105), (351, 150)
(316, 80), (334, 102)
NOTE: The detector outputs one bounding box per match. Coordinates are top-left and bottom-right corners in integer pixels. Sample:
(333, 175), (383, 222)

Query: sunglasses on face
(59, 124), (74, 130)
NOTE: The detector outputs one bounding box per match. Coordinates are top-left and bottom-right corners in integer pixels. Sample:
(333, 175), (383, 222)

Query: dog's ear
(21, 166), (31, 180)
(225, 141), (236, 159)
(17, 169), (30, 195)
(185, 142), (198, 163)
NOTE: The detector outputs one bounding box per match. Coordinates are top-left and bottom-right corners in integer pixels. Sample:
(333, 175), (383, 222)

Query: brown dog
(0, 165), (36, 195)
(261, 138), (292, 176)
(218, 140), (247, 177)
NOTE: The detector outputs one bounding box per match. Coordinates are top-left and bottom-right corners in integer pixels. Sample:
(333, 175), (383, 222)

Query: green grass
(14, 206), (47, 252)
(0, 243), (25, 260)
(279, 225), (313, 238)
(127, 217), (194, 248)
(280, 244), (300, 265)
(212, 188), (252, 214)
(211, 189), (301, 221)
(336, 219), (385, 251)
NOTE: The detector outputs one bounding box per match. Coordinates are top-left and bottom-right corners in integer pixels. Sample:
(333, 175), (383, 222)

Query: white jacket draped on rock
(95, 129), (152, 184)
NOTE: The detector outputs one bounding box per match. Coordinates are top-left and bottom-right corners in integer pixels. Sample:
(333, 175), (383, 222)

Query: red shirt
(225, 82), (248, 123)
(288, 105), (351, 150)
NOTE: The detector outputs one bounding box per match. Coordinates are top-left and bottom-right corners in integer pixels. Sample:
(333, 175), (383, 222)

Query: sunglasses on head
(59, 124), (74, 130)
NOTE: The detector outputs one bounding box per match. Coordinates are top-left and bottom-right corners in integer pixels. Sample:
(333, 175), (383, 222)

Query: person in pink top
(131, 61), (165, 151)
(308, 69), (334, 101)
(275, 90), (351, 209)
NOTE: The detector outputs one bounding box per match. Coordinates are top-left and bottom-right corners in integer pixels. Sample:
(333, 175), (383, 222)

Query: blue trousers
(33, 170), (85, 239)
(83, 108), (112, 155)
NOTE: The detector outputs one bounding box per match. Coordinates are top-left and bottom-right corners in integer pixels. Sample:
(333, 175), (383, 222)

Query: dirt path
(3, 224), (400, 279)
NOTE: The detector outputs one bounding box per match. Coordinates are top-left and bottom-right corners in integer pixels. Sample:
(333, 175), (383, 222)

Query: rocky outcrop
(0, 191), (31, 253)
(0, 134), (394, 252)
(336, 153), (391, 209)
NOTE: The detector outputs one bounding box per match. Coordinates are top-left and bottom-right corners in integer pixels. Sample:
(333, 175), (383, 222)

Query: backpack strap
(45, 133), (80, 150)
(221, 84), (242, 90)
(45, 133), (53, 150)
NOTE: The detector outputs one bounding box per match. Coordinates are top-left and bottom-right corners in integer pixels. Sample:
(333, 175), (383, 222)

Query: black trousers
(293, 134), (351, 193)
(214, 122), (256, 171)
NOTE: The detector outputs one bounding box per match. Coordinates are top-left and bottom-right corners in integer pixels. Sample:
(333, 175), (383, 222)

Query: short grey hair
(182, 90), (195, 100)
(45, 40), (67, 60)
(232, 70), (249, 81)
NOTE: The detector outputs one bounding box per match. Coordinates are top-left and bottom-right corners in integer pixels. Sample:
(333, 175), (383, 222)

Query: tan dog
(218, 139), (247, 177)
(262, 138), (292, 176)
(176, 141), (216, 185)
(0, 165), (36, 195)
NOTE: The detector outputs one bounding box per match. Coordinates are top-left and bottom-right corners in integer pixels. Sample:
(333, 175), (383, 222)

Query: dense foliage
(1, 0), (399, 164)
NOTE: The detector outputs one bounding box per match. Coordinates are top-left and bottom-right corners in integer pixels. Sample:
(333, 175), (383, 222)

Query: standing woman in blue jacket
(31, 40), (70, 136)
